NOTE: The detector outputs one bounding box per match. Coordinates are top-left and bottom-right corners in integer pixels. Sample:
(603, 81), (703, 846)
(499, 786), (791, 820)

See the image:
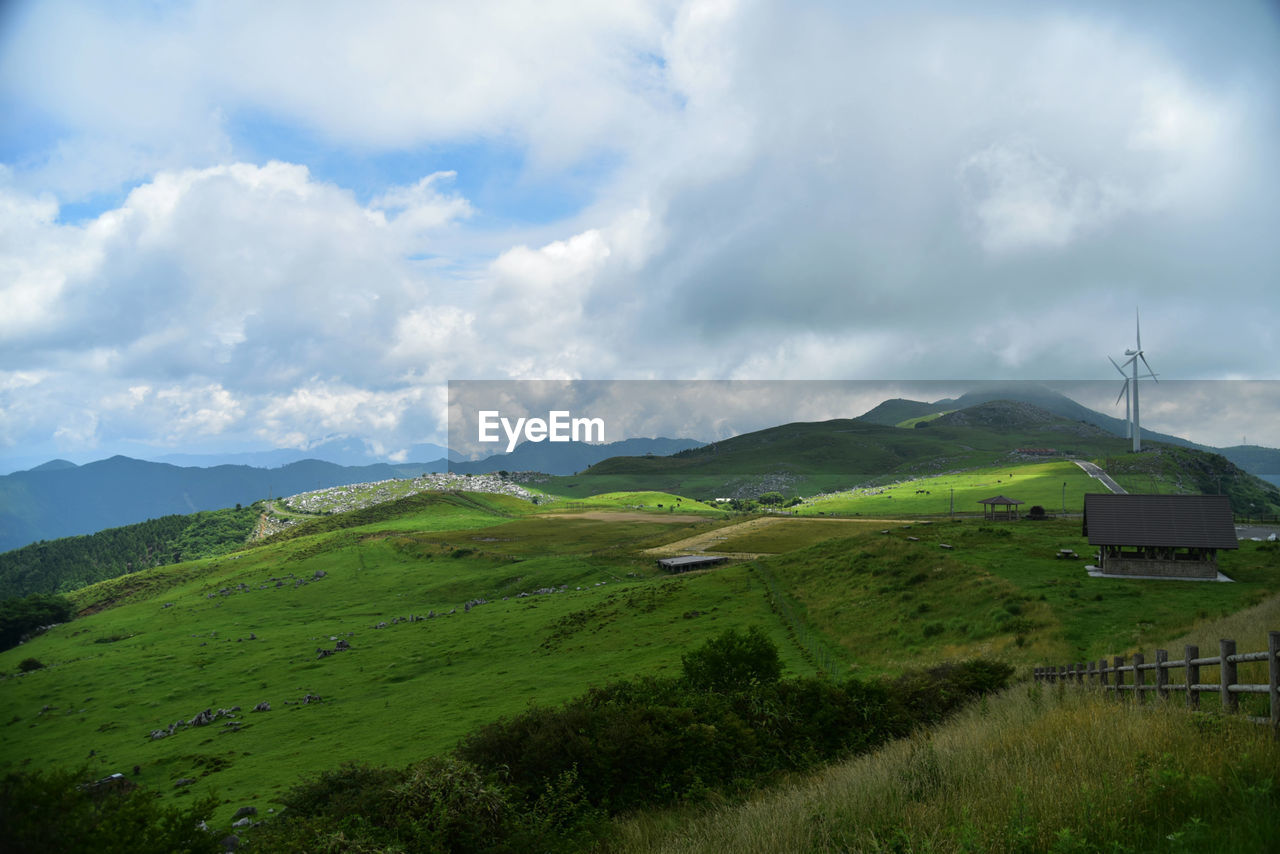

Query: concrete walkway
(1073, 460), (1127, 494)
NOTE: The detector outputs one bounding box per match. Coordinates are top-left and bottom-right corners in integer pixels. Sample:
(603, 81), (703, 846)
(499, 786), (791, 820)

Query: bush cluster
(0, 767), (221, 854)
(247, 627), (1012, 852)
(0, 592), (75, 653)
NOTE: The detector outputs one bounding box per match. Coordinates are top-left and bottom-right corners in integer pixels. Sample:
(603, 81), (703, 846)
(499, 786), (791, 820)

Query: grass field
(612, 677), (1280, 853)
(3, 479), (1277, 836)
(0, 493), (813, 826)
(796, 460), (1099, 518)
(761, 518), (1280, 676)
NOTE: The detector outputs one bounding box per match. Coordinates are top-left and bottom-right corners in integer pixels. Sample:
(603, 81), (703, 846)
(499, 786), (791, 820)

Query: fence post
(1099, 658), (1109, 693)
(1220, 638), (1238, 713)
(1186, 644), (1199, 710)
(1155, 649), (1168, 701)
(1077, 664), (1086, 685)
(1269, 631), (1279, 738)
(1114, 655), (1125, 700)
(1133, 652), (1146, 703)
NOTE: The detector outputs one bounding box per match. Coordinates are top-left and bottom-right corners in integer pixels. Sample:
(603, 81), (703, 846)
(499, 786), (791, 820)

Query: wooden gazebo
(979, 495), (1024, 520)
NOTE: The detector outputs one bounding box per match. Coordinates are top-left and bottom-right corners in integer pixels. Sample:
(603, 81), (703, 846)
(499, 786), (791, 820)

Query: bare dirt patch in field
(645, 517), (783, 557)
(538, 510), (708, 523)
(645, 515), (918, 558)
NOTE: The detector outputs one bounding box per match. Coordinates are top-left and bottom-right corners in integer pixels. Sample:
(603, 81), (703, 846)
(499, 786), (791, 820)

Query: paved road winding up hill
(1073, 460), (1127, 494)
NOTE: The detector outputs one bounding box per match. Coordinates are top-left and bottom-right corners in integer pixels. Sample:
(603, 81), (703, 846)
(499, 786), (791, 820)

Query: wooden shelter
(657, 555), (728, 573)
(978, 495), (1024, 520)
(1082, 493), (1237, 579)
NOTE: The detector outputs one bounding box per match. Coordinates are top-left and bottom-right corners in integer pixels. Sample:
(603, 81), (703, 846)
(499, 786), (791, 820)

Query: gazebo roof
(978, 495), (1024, 505)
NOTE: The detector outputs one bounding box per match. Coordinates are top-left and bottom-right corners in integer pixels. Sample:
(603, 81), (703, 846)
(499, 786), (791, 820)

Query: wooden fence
(1035, 632), (1280, 733)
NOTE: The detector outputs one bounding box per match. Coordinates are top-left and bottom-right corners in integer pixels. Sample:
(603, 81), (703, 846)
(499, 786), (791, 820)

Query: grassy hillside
(574, 403), (1133, 501)
(0, 491), (812, 828)
(797, 460), (1094, 517)
(3, 483), (1276, 838)
(760, 519), (1279, 676)
(613, 596), (1280, 854)
(1102, 446), (1280, 514)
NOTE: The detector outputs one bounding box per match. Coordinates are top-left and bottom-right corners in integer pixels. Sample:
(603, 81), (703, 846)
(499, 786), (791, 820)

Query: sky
(2, 0), (1278, 471)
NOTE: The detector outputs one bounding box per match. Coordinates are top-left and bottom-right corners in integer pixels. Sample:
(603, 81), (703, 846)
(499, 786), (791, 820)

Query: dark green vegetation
(0, 506), (259, 599)
(1103, 445), (1280, 514)
(242, 629), (1011, 852)
(0, 592), (75, 652)
(0, 765), (221, 853)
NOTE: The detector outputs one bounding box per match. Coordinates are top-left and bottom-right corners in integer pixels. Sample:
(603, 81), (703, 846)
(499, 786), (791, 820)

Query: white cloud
(2, 1), (1278, 462)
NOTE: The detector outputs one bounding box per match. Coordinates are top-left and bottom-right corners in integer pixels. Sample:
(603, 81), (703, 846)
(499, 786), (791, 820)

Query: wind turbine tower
(1119, 309), (1157, 453)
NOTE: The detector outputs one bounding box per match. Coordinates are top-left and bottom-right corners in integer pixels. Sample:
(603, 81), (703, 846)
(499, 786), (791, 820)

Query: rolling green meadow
(2, 454), (1278, 849)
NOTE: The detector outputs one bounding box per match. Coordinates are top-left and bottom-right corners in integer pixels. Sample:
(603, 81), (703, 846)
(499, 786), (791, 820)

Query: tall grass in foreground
(612, 683), (1280, 853)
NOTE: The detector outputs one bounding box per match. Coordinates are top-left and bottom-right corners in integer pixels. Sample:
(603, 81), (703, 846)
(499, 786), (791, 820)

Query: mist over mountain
(857, 384), (1279, 477)
(450, 437), (704, 476)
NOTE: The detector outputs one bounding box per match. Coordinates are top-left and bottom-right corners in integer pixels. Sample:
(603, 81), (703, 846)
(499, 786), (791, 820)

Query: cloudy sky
(2, 0), (1278, 470)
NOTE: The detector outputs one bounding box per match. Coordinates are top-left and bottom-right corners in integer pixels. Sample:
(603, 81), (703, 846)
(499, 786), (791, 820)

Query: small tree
(681, 626), (782, 692)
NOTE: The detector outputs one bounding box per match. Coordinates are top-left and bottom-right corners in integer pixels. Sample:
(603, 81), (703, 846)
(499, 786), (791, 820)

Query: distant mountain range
(2, 385), (1276, 555)
(151, 437), (457, 468)
(0, 456), (441, 555)
(0, 437), (703, 554)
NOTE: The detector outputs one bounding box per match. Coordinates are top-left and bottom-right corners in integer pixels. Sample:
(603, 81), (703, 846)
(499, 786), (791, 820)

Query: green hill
(569, 401), (1280, 514)
(3, 482), (1278, 836)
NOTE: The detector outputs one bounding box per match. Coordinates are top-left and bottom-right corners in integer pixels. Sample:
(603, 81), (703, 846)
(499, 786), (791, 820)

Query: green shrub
(0, 767), (220, 854)
(0, 593), (75, 652)
(681, 625), (782, 691)
(889, 659), (1015, 729)
(18, 657), (44, 672)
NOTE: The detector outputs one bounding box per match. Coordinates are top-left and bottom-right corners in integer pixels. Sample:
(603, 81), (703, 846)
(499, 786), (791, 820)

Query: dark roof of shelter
(1083, 493), (1238, 549)
(657, 555), (728, 569)
(978, 495), (1024, 505)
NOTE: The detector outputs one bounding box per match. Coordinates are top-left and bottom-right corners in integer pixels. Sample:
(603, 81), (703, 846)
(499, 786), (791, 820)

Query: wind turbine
(1108, 355), (1132, 439)
(1118, 309), (1157, 452)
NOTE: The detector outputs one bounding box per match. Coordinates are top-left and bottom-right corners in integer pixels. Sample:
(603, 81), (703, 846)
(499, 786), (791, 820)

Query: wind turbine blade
(1115, 381), (1130, 406)
(1140, 353), (1156, 381)
(1108, 355), (1128, 377)
(1136, 308), (1142, 351)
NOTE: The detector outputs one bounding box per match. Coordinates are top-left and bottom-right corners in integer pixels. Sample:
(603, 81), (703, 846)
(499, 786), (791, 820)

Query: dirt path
(537, 510), (708, 523)
(642, 515), (916, 558)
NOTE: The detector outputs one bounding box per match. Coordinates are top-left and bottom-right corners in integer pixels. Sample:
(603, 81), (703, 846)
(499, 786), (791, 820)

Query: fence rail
(1035, 632), (1280, 734)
